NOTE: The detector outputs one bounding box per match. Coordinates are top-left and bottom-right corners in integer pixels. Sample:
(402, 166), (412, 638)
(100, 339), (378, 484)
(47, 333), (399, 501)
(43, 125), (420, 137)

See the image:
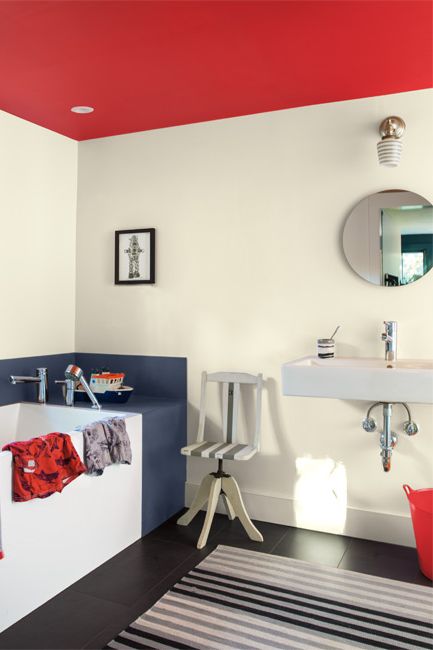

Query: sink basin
(282, 356), (433, 404)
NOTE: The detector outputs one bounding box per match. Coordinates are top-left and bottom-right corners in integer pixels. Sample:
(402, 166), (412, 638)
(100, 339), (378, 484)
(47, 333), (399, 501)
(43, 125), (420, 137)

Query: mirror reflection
(343, 190), (433, 286)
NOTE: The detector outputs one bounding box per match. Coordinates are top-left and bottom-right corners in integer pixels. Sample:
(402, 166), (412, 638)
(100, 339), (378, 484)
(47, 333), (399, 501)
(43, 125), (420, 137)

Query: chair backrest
(196, 371), (263, 450)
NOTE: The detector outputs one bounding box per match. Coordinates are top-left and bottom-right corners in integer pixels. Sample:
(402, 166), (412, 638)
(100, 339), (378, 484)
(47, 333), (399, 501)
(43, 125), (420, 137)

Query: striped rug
(107, 544), (433, 649)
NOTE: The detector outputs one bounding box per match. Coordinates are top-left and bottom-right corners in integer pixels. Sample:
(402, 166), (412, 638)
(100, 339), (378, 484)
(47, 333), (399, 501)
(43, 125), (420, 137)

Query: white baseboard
(185, 482), (415, 548)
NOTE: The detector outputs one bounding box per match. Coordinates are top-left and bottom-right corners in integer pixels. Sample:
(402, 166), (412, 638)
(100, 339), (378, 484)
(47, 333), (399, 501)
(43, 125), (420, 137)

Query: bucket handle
(403, 484), (413, 497)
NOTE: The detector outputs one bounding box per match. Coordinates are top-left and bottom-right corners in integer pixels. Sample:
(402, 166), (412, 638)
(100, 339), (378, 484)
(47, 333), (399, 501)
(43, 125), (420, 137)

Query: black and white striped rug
(108, 544), (433, 649)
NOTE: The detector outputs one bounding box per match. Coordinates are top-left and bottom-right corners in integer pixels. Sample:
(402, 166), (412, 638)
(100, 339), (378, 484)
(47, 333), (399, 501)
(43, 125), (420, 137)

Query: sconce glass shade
(377, 116), (405, 167)
(377, 138), (403, 167)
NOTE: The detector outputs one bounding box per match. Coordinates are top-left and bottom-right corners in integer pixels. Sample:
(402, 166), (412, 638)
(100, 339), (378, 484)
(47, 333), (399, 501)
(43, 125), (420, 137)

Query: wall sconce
(377, 116), (406, 167)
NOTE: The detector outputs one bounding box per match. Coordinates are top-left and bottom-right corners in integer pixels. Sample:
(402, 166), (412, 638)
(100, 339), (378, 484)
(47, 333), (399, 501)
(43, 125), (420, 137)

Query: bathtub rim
(0, 401), (141, 460)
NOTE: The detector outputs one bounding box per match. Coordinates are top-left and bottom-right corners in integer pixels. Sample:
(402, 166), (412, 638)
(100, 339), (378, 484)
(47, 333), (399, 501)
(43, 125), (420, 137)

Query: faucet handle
(55, 378), (75, 407)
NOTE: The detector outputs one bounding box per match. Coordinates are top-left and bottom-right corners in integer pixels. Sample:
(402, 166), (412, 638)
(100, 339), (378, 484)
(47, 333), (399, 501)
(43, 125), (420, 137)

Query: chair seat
(181, 441), (258, 461)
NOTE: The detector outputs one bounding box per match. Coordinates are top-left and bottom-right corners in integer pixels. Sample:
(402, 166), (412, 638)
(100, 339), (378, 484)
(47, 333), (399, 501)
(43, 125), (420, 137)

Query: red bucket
(403, 485), (433, 580)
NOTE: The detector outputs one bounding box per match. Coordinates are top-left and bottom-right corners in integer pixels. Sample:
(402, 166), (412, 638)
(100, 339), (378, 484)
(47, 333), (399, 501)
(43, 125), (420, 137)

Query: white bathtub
(0, 403), (142, 633)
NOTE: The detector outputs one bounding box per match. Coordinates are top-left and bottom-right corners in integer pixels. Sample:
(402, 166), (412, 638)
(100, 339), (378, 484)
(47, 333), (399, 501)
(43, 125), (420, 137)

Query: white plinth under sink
(282, 356), (433, 404)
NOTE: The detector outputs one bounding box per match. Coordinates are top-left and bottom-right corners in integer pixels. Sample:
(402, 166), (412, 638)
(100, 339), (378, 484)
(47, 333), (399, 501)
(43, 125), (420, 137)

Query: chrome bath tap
(55, 377), (76, 407)
(64, 364), (101, 409)
(382, 321), (397, 363)
(9, 367), (48, 404)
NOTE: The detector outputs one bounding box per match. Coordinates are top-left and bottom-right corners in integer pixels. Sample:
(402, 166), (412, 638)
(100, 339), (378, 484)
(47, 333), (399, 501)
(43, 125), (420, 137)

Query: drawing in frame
(115, 228), (155, 284)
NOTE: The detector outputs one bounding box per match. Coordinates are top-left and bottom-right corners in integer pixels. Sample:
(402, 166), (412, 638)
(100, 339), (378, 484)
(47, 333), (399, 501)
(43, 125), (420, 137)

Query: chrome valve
(362, 401), (419, 471)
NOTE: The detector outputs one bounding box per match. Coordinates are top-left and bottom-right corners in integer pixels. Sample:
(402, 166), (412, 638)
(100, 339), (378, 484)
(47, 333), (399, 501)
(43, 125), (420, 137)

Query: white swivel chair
(177, 371), (264, 549)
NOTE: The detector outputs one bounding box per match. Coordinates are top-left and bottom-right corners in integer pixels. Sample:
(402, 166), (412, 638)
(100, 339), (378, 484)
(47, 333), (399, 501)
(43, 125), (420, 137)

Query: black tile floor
(0, 511), (430, 649)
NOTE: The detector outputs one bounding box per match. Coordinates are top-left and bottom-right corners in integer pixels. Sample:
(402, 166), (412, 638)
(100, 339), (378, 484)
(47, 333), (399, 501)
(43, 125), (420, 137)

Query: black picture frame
(115, 228), (155, 285)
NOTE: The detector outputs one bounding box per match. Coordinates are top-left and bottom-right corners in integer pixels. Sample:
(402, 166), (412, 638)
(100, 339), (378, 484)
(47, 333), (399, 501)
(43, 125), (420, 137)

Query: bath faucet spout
(9, 368), (48, 404)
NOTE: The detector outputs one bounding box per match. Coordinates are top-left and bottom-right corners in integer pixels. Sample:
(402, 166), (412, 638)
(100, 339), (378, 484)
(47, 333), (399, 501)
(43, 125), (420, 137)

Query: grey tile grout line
(268, 529), (291, 554)
(337, 537), (353, 568)
(75, 533), (207, 648)
(69, 583), (133, 609)
(81, 546), (204, 649)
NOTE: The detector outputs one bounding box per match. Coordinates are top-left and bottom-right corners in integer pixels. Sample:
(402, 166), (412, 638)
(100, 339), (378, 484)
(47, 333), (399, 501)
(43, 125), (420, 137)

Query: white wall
(76, 89), (433, 545)
(0, 110), (78, 359)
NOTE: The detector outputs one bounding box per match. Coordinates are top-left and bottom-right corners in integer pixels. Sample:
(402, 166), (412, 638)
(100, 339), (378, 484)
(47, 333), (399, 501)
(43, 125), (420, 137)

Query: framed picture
(115, 228), (155, 284)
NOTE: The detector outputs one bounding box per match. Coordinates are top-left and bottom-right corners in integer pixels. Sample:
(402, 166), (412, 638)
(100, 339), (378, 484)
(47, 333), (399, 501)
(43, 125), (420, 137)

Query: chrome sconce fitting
(377, 116), (406, 167)
(362, 401), (419, 472)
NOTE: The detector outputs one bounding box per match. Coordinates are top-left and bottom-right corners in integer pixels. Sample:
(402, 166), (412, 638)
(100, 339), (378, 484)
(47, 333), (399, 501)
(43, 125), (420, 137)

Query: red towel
(3, 433), (86, 502)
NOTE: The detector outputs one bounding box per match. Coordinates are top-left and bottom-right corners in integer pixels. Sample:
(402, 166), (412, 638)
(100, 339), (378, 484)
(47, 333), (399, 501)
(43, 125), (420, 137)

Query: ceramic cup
(317, 338), (335, 358)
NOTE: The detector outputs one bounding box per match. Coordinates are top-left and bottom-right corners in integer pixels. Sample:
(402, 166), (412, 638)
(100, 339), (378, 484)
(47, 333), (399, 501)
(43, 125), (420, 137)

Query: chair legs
(177, 471), (263, 548)
(221, 476), (263, 542)
(177, 473), (214, 527)
(197, 477), (221, 549)
(221, 492), (236, 520)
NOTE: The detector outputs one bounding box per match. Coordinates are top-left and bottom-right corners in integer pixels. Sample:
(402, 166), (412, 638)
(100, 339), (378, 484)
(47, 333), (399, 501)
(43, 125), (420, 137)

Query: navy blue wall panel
(75, 353), (187, 399)
(140, 401), (187, 534)
(0, 353), (75, 406)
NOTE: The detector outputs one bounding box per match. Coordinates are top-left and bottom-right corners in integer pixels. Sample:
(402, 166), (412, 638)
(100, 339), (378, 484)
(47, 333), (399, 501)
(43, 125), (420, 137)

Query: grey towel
(82, 421), (112, 476)
(102, 417), (132, 466)
(82, 417), (131, 476)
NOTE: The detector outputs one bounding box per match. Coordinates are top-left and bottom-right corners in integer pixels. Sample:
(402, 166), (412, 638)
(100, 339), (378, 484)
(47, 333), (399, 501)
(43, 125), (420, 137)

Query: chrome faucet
(381, 321), (397, 363)
(9, 367), (48, 404)
(64, 364), (101, 409)
(55, 377), (76, 407)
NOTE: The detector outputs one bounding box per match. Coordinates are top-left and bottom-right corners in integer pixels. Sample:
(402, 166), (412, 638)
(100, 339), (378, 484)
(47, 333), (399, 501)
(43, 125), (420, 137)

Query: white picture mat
(118, 231), (151, 281)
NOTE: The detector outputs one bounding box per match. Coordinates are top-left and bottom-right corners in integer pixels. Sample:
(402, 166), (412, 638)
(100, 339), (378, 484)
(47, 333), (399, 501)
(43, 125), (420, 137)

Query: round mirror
(343, 190), (433, 286)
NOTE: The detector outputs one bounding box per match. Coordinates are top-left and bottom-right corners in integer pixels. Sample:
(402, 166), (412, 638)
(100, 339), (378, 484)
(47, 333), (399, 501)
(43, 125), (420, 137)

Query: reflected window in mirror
(343, 190), (433, 287)
(402, 252), (424, 284)
(381, 205), (433, 286)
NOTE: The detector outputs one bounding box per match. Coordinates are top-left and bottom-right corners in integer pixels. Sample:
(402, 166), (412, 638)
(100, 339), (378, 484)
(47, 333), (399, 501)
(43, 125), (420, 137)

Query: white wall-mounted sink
(282, 356), (433, 404)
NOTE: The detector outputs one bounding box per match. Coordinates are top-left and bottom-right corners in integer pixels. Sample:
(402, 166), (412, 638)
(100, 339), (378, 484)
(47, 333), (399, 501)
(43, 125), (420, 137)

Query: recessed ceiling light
(71, 106), (94, 114)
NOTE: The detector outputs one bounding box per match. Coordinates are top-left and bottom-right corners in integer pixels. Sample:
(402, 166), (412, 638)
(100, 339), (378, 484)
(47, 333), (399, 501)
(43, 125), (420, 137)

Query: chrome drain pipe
(362, 401), (418, 472)
(380, 403), (395, 472)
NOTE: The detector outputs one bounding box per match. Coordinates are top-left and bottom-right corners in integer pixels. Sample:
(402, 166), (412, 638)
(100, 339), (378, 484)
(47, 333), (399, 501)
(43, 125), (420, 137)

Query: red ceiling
(0, 1), (431, 141)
